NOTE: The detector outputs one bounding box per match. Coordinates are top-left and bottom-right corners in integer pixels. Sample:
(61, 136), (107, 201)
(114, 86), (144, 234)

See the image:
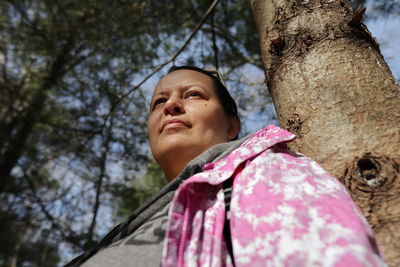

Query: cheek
(197, 105), (229, 136)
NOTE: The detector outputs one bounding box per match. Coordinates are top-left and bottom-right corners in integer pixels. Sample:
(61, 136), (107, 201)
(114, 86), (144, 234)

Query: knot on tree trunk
(271, 36), (285, 54)
(345, 153), (399, 193)
(343, 155), (400, 265)
(358, 156), (386, 187)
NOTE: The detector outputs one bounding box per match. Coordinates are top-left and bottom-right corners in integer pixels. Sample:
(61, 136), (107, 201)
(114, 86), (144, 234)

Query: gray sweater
(65, 137), (246, 266)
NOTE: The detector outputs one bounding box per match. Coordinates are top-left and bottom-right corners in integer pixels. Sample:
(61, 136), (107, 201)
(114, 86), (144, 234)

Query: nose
(163, 96), (184, 115)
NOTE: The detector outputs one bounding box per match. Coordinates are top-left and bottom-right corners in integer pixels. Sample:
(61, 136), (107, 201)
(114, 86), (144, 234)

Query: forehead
(153, 69), (215, 95)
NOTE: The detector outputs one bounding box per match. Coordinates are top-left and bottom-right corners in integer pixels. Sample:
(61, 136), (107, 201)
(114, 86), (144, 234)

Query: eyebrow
(153, 83), (207, 96)
(151, 91), (168, 98)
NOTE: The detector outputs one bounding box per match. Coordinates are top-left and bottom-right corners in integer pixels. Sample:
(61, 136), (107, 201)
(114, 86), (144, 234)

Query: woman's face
(147, 70), (237, 178)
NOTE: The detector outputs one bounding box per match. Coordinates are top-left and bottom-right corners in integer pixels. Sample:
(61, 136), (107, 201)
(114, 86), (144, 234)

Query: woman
(67, 66), (385, 266)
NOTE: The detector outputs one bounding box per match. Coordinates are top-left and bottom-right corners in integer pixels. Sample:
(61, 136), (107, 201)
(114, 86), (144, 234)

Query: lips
(161, 119), (188, 131)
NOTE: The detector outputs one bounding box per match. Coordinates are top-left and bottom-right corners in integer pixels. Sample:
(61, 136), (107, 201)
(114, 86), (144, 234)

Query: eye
(151, 97), (167, 110)
(185, 91), (202, 98)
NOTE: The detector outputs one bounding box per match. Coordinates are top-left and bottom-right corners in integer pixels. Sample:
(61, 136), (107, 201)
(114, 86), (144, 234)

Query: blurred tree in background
(0, 0), (261, 265)
(0, 0), (398, 265)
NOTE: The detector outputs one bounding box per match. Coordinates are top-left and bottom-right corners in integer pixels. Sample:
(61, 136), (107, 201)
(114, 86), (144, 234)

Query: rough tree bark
(249, 0), (400, 265)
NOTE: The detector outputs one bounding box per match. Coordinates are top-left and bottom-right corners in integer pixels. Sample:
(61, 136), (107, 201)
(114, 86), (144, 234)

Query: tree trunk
(249, 0), (400, 265)
(0, 40), (73, 190)
(10, 241), (21, 267)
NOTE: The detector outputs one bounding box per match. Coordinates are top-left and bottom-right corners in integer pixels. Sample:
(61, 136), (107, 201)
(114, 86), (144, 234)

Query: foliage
(0, 0), (262, 265)
(112, 161), (166, 220)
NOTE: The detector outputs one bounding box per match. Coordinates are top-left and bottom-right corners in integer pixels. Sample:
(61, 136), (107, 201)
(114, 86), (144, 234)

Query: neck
(160, 158), (190, 182)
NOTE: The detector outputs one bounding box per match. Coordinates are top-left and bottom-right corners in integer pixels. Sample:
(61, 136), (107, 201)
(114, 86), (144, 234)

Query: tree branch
(67, 0), (221, 165)
(24, 174), (84, 249)
(203, 24), (263, 69)
(210, 9), (219, 69)
(115, 0), (220, 105)
(86, 116), (113, 247)
(0, 34), (76, 185)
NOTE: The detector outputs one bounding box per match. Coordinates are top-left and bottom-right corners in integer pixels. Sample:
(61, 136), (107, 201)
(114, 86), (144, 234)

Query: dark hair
(168, 65), (241, 139)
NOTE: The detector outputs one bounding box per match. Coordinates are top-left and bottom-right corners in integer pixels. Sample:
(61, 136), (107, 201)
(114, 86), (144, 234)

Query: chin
(155, 141), (203, 164)
(161, 141), (192, 157)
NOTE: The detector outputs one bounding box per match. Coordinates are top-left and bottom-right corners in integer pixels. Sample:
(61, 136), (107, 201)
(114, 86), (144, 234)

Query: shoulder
(219, 125), (353, 203)
(236, 126), (347, 196)
(241, 124), (296, 149)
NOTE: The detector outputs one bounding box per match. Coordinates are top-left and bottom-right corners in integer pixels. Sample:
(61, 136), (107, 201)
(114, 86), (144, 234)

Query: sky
(366, 14), (400, 80)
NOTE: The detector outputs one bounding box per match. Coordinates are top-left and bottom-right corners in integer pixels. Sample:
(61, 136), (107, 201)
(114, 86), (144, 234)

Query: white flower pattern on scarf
(162, 125), (386, 267)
